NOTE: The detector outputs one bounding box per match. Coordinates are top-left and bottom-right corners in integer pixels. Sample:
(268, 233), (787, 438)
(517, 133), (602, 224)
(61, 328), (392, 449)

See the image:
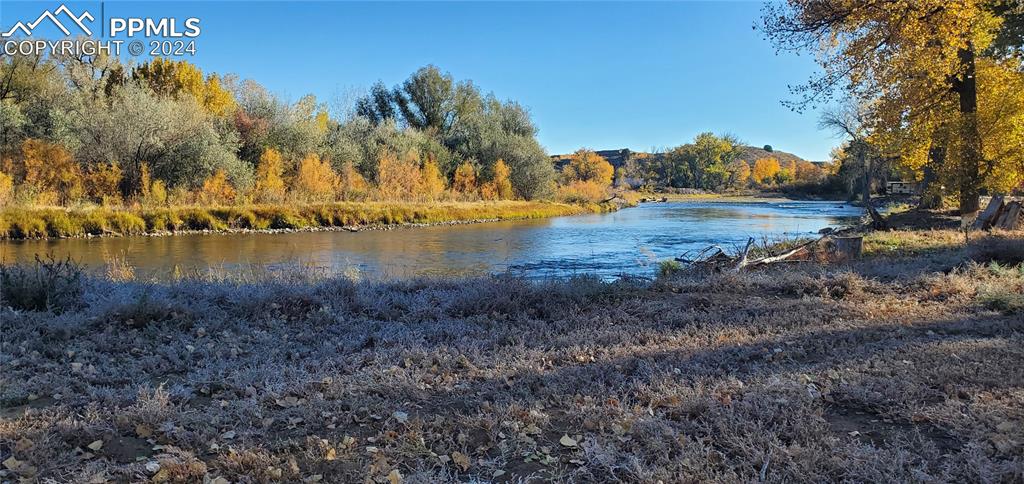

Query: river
(0, 200), (863, 280)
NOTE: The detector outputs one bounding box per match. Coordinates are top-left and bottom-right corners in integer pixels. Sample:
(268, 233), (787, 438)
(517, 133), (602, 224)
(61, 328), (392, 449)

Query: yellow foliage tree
(84, 162), (123, 205)
(762, 0), (1015, 212)
(451, 161), (478, 196)
(293, 154), (339, 201)
(481, 159), (514, 200)
(202, 74), (236, 117)
(377, 151), (422, 201)
(420, 158), (446, 200)
(0, 170), (12, 207)
(149, 180), (168, 206)
(339, 160), (369, 201)
(751, 157), (781, 185)
(795, 160), (824, 182)
(135, 58), (235, 116)
(562, 149), (614, 186)
(727, 160), (750, 189)
(199, 169), (236, 205)
(19, 139), (84, 205)
(254, 148), (287, 203)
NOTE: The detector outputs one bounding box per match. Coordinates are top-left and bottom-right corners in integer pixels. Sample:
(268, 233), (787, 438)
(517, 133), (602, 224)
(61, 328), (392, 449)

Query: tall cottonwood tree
(762, 0), (1014, 214)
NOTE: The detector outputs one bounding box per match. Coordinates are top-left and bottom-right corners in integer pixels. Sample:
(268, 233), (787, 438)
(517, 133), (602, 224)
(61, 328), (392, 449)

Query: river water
(0, 201), (862, 280)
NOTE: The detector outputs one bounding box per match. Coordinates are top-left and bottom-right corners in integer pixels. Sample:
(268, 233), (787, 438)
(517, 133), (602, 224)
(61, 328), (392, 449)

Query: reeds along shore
(0, 200), (618, 240)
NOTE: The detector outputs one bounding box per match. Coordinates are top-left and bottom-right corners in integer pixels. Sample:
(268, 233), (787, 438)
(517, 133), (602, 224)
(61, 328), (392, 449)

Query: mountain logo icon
(1, 4), (95, 38)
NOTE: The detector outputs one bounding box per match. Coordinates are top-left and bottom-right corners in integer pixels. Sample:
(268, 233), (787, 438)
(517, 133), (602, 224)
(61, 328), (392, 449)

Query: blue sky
(2, 1), (837, 160)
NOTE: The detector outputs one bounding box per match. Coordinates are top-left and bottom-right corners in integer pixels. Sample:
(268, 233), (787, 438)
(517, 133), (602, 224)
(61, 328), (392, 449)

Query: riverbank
(0, 201), (618, 240)
(641, 191), (850, 204)
(1, 227), (1021, 482)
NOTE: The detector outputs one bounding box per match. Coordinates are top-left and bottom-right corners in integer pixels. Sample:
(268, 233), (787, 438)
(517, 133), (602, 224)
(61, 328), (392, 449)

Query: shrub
(41, 210), (82, 237)
(211, 208), (260, 229)
(107, 211), (147, 235)
(143, 209), (183, 231)
(8, 211), (48, 238)
(82, 211), (110, 235)
(0, 256), (82, 312)
(556, 180), (608, 203)
(659, 259), (682, 276)
(198, 169), (237, 205)
(179, 209), (225, 231)
(256, 207), (307, 229)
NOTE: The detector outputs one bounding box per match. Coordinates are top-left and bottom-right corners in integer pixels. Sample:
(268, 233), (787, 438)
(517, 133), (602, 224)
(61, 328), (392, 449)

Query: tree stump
(974, 195), (1004, 230)
(832, 236), (863, 260)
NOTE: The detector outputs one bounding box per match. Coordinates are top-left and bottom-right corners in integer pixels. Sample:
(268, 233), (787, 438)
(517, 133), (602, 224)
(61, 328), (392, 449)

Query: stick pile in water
(676, 232), (864, 272)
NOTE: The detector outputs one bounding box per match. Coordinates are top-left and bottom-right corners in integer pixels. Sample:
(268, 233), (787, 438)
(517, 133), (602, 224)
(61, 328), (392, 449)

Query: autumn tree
(451, 162), (478, 195)
(376, 151), (422, 201)
(339, 160), (369, 201)
(751, 157), (781, 186)
(726, 160), (750, 189)
(491, 159), (515, 199)
(0, 170), (12, 206)
(18, 139), (83, 204)
(293, 154), (338, 201)
(254, 148), (287, 203)
(420, 157), (446, 200)
(199, 169), (237, 205)
(762, 0), (1022, 213)
(84, 162), (123, 205)
(134, 58), (236, 116)
(562, 149), (614, 186)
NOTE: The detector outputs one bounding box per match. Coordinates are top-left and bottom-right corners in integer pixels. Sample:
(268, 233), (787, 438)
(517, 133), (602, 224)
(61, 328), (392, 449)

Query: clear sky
(2, 1), (837, 160)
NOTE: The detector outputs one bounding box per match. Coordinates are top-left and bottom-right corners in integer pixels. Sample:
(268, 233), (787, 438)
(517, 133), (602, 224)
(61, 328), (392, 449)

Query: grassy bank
(0, 201), (615, 240)
(1, 229), (1022, 482)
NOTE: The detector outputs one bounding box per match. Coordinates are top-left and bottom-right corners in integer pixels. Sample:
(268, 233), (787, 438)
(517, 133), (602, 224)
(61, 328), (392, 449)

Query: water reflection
(0, 201), (862, 280)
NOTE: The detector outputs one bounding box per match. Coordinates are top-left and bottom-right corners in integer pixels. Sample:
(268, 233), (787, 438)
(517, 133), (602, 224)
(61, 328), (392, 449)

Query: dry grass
(1, 231), (1023, 482)
(0, 201), (613, 240)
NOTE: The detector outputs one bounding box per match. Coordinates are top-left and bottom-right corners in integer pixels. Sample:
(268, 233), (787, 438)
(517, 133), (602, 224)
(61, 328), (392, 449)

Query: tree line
(613, 133), (831, 193)
(1, 54), (560, 208)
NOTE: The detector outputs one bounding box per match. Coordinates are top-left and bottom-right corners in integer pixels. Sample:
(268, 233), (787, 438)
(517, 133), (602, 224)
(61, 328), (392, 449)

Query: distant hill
(551, 146), (824, 169)
(735, 146), (809, 166)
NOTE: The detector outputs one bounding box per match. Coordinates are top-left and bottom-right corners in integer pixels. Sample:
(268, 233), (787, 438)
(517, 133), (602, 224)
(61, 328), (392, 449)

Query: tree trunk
(859, 145), (871, 208)
(955, 43), (982, 215)
(919, 145), (944, 209)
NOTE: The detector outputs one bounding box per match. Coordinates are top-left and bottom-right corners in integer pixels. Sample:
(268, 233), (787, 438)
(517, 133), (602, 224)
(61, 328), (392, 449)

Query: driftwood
(681, 232), (865, 273)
